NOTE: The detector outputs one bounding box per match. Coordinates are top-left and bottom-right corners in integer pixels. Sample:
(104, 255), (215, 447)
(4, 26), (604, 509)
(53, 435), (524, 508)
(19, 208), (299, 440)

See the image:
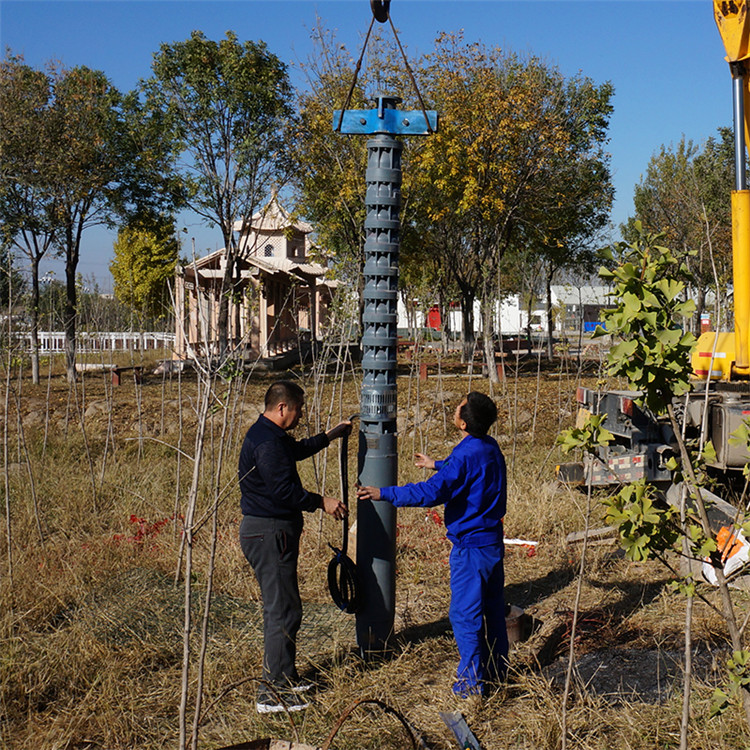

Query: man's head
(264, 380), (305, 431)
(454, 391), (497, 437)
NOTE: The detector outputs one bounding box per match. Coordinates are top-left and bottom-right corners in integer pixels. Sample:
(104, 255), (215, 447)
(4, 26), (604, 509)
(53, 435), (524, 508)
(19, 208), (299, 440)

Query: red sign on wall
(427, 305), (441, 330)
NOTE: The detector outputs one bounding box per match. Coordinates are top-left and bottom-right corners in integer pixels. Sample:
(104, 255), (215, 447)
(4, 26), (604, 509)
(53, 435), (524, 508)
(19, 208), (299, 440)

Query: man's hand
(326, 421), (352, 441)
(356, 485), (381, 501)
(414, 453), (436, 470)
(322, 496), (348, 520)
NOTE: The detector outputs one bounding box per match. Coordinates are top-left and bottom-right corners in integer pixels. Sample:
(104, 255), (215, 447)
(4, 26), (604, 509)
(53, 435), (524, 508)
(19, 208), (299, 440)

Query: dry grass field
(2, 348), (750, 749)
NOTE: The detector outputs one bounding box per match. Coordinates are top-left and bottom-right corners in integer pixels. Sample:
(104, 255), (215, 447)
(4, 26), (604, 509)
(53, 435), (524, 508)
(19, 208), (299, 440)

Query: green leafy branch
(595, 224), (750, 726)
(603, 480), (680, 562)
(597, 222), (696, 414)
(601, 477), (716, 565)
(711, 651), (750, 718)
(557, 412), (614, 456)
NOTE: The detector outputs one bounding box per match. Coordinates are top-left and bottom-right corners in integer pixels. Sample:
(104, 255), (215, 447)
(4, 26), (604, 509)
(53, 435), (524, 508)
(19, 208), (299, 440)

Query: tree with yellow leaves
(409, 33), (613, 371)
(110, 213), (180, 320)
(292, 21), (369, 285)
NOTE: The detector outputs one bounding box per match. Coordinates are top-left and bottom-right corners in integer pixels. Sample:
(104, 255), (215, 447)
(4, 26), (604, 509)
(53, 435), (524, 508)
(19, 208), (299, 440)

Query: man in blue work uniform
(239, 380), (350, 713)
(357, 391), (507, 697)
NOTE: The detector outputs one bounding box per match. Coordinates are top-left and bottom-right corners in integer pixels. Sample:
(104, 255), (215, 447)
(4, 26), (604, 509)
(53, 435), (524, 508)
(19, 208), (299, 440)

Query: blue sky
(1, 0), (730, 290)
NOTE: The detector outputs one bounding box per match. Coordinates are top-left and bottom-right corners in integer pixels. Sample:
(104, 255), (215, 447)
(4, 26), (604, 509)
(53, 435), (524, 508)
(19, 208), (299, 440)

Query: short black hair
(265, 380), (305, 410)
(459, 391), (497, 436)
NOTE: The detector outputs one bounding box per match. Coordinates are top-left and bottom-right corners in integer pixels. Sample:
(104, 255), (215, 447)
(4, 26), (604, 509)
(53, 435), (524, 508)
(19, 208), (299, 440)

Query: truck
(557, 2), (750, 495)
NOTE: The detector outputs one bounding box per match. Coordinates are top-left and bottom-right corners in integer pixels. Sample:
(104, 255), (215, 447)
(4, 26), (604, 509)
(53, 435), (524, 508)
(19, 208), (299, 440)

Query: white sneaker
(256, 689), (310, 714)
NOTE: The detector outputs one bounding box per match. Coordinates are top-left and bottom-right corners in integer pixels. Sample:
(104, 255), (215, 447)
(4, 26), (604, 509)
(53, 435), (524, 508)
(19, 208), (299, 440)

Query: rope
(387, 14), (435, 134)
(334, 16), (376, 132)
(335, 0), (434, 134)
(327, 415), (360, 613)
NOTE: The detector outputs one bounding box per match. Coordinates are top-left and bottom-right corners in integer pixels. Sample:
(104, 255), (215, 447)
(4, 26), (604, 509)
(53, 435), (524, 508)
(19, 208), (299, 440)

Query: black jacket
(238, 414), (329, 520)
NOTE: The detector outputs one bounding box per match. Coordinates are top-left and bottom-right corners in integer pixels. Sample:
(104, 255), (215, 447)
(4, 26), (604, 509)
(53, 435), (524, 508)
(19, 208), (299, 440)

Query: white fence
(22, 331), (176, 354)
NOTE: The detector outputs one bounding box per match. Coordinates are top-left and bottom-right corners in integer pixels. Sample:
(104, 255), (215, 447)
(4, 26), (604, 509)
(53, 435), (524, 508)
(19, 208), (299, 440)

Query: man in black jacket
(238, 380), (350, 713)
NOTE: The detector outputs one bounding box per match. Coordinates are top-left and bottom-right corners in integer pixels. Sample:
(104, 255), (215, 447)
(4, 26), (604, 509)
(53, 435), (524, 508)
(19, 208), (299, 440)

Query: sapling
(189, 374), (236, 750)
(594, 223), (750, 732)
(11, 376), (43, 545)
(3, 253), (13, 586)
(556, 411), (613, 750)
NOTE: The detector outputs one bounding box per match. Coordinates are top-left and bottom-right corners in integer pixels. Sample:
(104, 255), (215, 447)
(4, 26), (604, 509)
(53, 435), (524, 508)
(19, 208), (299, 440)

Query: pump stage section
(334, 95), (437, 655)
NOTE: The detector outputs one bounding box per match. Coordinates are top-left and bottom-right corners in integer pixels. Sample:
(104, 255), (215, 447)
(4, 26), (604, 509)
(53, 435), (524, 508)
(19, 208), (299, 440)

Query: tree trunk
(64, 226), (78, 383)
(561, 470), (595, 750)
(667, 403), (750, 729)
(190, 378), (232, 749)
(217, 259), (233, 359)
(232, 268), (242, 353)
(216, 225), (240, 359)
(694, 284), (706, 335)
(481, 297), (499, 384)
(179, 372), (213, 749)
(693, 237), (705, 335)
(545, 273), (555, 360)
(679, 482), (693, 750)
(4, 270), (14, 585)
(438, 286), (449, 357)
(460, 289), (475, 365)
(30, 256), (40, 385)
(525, 293), (534, 350)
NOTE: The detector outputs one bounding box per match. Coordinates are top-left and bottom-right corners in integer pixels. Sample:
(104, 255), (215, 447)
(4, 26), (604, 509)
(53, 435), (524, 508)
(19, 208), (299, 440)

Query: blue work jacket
(380, 434), (506, 548)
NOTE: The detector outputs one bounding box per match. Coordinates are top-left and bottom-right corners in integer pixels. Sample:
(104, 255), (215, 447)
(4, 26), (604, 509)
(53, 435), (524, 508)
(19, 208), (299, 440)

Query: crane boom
(703, 1), (750, 376)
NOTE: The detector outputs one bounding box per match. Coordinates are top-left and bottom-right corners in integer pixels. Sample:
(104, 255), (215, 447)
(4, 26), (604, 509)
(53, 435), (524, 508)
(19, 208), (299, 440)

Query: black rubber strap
(328, 417), (360, 613)
(327, 549), (359, 613)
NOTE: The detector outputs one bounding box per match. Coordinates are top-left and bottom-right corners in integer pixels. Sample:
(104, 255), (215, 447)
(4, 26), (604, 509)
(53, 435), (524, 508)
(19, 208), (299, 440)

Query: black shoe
(256, 687), (310, 714)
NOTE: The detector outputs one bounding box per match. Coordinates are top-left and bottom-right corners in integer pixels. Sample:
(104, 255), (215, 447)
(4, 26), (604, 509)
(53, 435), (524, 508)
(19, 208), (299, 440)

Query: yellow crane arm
(714, 1), (750, 375)
(715, 0), (750, 61)
(716, 1), (750, 161)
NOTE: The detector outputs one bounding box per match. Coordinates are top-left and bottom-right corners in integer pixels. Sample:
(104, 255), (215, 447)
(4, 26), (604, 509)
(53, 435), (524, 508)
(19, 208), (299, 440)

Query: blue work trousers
(449, 544), (508, 691)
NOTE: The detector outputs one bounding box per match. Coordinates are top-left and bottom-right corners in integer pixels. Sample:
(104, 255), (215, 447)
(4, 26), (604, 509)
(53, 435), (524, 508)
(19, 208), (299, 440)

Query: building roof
(182, 249), (328, 281)
(232, 198), (312, 235)
(184, 247), (224, 270)
(250, 255), (327, 278)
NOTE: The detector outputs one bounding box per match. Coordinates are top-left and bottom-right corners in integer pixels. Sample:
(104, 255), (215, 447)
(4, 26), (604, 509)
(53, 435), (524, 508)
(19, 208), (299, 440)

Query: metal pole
(356, 96), (401, 655)
(333, 90), (436, 656)
(732, 62), (748, 191)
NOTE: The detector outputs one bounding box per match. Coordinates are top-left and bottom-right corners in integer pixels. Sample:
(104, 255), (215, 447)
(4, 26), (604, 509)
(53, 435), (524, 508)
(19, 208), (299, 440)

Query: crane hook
(371, 0), (390, 23)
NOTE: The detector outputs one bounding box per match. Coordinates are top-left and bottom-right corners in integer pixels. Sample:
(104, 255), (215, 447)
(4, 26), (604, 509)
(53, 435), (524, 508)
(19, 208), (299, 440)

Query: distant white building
(550, 285), (611, 333)
(396, 285), (611, 337)
(397, 295), (536, 336)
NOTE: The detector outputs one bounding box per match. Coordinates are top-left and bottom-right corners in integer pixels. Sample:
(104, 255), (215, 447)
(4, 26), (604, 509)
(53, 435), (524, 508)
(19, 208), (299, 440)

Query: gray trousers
(239, 514), (303, 686)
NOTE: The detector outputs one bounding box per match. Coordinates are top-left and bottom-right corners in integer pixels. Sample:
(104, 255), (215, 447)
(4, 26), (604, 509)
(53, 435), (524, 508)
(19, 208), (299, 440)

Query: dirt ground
(3, 351), (750, 749)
